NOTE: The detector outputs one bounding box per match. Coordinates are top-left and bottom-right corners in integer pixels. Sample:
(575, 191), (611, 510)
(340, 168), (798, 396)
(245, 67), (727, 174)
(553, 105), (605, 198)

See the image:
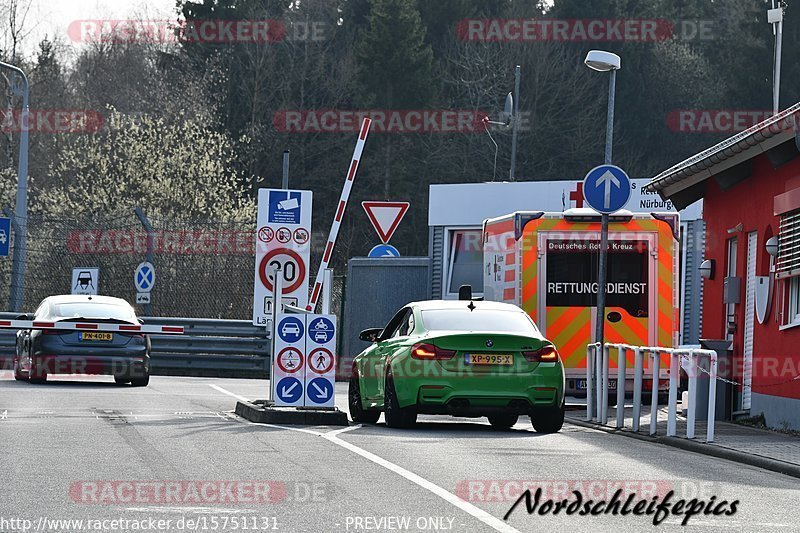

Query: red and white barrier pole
(0, 320), (183, 334)
(306, 118), (372, 311)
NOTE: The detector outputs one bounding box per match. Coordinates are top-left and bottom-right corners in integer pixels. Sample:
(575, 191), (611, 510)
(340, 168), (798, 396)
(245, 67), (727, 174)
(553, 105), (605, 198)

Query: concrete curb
(235, 400), (349, 426)
(566, 416), (800, 480)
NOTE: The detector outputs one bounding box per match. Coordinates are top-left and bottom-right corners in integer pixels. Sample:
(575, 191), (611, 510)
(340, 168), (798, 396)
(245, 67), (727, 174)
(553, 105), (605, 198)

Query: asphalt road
(1, 373), (797, 533)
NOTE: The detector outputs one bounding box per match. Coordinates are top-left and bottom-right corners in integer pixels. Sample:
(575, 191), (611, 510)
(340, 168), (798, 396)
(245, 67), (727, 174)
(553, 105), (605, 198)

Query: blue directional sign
(276, 376), (303, 404)
(368, 244), (400, 258)
(134, 262), (155, 292)
(582, 164), (631, 214)
(306, 377), (333, 404)
(308, 316), (335, 344)
(0, 217), (10, 257)
(278, 316), (305, 343)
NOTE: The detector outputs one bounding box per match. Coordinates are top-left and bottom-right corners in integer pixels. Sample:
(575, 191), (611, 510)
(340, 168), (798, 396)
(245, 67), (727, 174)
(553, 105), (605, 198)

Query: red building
(646, 104), (800, 430)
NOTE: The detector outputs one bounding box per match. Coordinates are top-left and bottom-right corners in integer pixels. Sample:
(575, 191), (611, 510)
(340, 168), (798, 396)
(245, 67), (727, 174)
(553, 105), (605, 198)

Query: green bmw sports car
(348, 299), (565, 432)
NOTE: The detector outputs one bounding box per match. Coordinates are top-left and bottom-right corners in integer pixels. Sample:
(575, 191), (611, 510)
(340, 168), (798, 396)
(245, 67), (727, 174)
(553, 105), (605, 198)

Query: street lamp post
(584, 50), (621, 403)
(0, 61), (29, 313)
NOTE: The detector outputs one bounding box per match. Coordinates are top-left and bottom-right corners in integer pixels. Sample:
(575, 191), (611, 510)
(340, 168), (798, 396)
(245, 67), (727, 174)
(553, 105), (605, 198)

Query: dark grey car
(13, 295), (151, 386)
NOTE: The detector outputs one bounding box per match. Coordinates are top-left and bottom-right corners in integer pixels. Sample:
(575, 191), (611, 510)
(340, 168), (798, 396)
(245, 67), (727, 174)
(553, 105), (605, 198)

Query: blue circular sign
(278, 316), (304, 343)
(308, 317), (335, 344)
(276, 376), (303, 404)
(135, 262), (155, 292)
(306, 378), (333, 404)
(368, 244), (400, 258)
(582, 164), (631, 214)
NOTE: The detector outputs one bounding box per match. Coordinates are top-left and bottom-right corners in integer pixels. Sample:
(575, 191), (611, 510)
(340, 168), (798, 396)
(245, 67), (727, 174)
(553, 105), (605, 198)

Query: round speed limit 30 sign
(258, 248), (307, 294)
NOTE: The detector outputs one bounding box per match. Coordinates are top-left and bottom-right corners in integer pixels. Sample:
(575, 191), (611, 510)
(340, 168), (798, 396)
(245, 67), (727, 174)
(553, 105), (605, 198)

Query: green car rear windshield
(420, 309), (540, 335)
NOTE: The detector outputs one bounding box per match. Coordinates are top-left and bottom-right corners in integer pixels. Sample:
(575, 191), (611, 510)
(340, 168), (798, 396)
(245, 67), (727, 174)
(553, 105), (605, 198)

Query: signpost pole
(322, 268), (333, 315)
(269, 264), (282, 403)
(594, 68), (616, 382)
(282, 150), (290, 190)
(134, 208), (154, 315)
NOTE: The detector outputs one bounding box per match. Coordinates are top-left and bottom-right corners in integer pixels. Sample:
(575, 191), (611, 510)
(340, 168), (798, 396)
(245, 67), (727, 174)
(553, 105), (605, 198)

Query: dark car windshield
(420, 308), (540, 335)
(50, 302), (137, 322)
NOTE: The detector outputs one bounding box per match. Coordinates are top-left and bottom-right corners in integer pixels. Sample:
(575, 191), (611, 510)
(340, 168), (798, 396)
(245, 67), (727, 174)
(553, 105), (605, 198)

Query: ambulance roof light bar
(563, 208), (633, 223)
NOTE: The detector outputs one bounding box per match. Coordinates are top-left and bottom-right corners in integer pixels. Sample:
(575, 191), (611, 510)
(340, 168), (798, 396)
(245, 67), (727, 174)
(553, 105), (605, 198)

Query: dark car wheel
(130, 372), (150, 387)
(531, 402), (564, 434)
(384, 372), (416, 429)
(488, 413), (519, 429)
(29, 356), (47, 384)
(349, 370), (380, 424)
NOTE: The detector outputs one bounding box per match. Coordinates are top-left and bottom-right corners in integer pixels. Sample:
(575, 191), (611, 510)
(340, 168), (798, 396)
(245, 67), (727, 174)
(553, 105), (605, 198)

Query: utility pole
(0, 61), (29, 313)
(769, 1), (785, 113)
(509, 65), (521, 181)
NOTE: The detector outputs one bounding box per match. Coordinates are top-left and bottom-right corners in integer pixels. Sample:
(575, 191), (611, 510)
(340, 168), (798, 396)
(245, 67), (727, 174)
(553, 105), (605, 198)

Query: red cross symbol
(569, 183), (584, 208)
(634, 241), (648, 253)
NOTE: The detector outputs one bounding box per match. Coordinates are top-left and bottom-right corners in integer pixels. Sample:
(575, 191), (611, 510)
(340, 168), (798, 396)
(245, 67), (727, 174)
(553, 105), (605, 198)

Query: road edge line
(322, 433), (521, 533)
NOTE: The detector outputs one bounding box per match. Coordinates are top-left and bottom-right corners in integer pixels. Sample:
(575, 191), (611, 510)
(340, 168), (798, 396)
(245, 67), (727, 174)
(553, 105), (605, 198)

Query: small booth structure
(646, 104), (800, 429)
(428, 180), (704, 344)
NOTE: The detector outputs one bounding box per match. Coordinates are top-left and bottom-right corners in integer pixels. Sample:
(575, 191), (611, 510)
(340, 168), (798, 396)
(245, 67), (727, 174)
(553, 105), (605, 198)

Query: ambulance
(482, 209), (679, 397)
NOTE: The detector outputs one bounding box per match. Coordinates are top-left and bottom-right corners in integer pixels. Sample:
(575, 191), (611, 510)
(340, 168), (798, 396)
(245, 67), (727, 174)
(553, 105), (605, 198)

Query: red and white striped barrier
(306, 117), (372, 311)
(0, 320), (184, 335)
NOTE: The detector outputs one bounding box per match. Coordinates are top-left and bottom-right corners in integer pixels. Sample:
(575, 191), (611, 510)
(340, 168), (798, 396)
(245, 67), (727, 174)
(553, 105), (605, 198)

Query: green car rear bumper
(389, 359), (564, 415)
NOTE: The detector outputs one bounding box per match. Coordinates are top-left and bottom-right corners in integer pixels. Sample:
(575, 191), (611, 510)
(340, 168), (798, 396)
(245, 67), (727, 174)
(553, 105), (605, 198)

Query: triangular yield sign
(361, 201), (410, 244)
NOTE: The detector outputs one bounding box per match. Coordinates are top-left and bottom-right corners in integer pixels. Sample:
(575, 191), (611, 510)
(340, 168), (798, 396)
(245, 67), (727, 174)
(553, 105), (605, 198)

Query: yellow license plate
(466, 353), (513, 365)
(81, 332), (113, 341)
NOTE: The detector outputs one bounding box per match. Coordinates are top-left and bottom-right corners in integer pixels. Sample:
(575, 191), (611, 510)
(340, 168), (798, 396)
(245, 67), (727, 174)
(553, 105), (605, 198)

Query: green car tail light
(410, 342), (456, 360)
(522, 345), (558, 362)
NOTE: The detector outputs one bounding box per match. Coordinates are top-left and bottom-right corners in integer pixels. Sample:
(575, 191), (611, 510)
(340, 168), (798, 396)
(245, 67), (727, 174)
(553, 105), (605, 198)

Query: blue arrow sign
(582, 164), (631, 214)
(0, 217), (10, 257)
(306, 378), (333, 404)
(276, 376), (303, 404)
(368, 244), (400, 258)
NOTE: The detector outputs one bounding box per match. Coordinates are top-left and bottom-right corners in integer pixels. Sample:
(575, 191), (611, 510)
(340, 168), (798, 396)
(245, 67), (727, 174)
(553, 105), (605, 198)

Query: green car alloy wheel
(350, 300), (566, 432)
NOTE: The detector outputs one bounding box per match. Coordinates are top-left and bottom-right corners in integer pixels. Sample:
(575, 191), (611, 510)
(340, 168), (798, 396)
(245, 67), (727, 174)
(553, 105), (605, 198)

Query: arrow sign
(582, 164), (631, 214)
(275, 376), (303, 404)
(597, 170), (620, 209)
(361, 201), (410, 243)
(306, 378), (333, 404)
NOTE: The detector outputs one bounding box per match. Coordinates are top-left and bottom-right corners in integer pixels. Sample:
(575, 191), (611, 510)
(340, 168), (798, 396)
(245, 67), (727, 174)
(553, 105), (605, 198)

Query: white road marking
(1, 409), (6, 419)
(325, 424), (362, 437)
(209, 384), (251, 403)
(322, 432), (521, 533)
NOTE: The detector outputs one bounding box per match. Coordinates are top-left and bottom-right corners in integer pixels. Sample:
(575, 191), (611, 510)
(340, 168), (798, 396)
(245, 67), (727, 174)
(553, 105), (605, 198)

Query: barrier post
(687, 349), (697, 439)
(595, 343), (602, 423)
(616, 345), (626, 428)
(707, 351), (718, 442)
(667, 350), (679, 437)
(649, 351), (659, 436)
(601, 343), (610, 424)
(632, 347), (643, 432)
(586, 344), (594, 422)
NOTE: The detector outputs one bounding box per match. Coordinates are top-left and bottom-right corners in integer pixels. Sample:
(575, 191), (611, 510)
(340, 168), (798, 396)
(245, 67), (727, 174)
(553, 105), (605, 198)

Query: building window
(446, 229), (484, 297)
(778, 210), (800, 328)
(788, 277), (800, 327)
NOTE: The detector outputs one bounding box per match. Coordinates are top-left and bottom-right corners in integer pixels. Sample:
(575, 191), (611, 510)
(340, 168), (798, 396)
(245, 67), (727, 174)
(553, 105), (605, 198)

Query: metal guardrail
(587, 343), (718, 442)
(0, 313), (271, 378)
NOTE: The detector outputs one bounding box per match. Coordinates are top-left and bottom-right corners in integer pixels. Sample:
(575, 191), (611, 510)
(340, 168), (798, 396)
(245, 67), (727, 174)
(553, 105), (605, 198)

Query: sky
(10, 0), (178, 59)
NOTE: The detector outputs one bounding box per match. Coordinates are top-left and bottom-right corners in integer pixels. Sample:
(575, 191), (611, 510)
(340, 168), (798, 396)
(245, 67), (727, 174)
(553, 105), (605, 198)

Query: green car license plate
(465, 353), (513, 365)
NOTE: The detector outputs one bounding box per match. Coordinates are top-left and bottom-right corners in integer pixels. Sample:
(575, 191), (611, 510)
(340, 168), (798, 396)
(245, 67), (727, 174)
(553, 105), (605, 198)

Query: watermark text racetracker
(273, 110), (530, 134)
(0, 515), (280, 532)
(0, 109), (104, 134)
(68, 19), (327, 44)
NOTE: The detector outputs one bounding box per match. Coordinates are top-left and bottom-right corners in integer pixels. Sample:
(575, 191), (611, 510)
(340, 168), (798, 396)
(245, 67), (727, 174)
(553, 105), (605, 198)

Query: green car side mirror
(359, 328), (382, 343)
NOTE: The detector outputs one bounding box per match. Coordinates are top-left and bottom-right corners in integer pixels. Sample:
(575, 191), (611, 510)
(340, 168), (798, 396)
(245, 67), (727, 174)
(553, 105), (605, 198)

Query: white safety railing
(585, 343), (719, 443)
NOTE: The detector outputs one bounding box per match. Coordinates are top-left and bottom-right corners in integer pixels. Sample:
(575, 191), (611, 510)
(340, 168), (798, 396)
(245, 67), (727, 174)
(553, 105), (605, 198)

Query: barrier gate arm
(0, 319), (184, 335)
(306, 118), (372, 311)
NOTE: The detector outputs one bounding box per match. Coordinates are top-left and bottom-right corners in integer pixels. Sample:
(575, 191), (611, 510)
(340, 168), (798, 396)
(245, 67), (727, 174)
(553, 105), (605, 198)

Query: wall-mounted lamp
(699, 259), (715, 280)
(756, 235), (779, 324)
(766, 236), (779, 258)
(727, 223), (743, 234)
